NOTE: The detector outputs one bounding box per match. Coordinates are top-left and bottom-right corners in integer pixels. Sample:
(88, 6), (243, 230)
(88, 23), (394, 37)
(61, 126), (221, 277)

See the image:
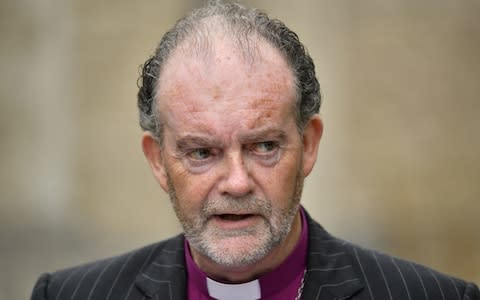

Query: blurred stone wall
(1, 0), (479, 298)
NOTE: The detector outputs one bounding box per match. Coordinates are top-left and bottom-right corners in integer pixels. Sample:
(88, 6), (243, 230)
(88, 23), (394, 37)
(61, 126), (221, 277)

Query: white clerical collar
(206, 277), (261, 300)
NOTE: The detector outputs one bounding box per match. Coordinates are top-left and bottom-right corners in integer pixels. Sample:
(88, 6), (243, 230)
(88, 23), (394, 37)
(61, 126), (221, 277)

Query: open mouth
(216, 214), (255, 221)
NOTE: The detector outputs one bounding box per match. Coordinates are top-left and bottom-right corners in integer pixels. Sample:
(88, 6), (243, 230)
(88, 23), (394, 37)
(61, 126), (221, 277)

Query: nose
(218, 151), (253, 197)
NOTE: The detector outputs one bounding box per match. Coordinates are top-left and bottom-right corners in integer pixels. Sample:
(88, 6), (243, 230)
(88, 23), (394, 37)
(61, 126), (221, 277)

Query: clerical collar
(184, 206), (309, 299)
(206, 277), (261, 300)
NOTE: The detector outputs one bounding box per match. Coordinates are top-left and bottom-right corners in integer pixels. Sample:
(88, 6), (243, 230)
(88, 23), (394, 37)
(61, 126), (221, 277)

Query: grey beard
(166, 169), (304, 268)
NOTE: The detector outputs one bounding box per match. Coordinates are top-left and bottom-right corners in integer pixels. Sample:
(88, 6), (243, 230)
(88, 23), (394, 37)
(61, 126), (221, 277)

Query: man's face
(143, 38), (322, 271)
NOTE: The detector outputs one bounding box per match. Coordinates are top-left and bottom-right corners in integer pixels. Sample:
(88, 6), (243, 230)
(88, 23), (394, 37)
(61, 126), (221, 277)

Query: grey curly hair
(137, 0), (321, 143)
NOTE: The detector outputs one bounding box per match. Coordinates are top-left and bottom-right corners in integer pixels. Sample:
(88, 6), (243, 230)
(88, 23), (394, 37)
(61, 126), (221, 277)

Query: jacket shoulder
(344, 239), (480, 299)
(30, 235), (184, 300)
(305, 214), (479, 299)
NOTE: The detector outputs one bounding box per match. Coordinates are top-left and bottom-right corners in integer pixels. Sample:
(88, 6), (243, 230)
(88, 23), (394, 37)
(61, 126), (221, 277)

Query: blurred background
(1, 0), (479, 298)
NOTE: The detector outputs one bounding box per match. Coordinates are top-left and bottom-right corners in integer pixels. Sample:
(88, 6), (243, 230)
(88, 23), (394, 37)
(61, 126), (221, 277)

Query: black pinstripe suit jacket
(31, 211), (479, 299)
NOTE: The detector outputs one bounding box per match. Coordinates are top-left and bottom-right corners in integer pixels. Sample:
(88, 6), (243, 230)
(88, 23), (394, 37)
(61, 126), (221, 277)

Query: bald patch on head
(166, 15), (265, 70)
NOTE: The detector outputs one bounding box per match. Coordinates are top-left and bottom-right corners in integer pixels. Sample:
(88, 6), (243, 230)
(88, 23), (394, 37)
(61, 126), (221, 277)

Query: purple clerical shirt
(185, 207), (309, 299)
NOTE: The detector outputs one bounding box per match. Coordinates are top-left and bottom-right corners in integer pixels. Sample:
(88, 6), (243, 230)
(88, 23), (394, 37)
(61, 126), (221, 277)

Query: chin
(194, 230), (277, 268)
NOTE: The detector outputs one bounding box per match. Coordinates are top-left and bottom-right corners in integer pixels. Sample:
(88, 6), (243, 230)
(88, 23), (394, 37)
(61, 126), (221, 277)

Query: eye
(248, 141), (281, 167)
(181, 147), (220, 173)
(187, 148), (213, 161)
(252, 141), (278, 154)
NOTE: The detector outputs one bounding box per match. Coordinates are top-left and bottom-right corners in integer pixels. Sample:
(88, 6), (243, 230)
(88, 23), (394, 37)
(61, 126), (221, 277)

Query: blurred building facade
(1, 0), (479, 298)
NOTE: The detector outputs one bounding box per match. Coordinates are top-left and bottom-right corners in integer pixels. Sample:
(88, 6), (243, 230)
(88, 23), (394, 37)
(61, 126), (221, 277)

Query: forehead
(156, 37), (297, 133)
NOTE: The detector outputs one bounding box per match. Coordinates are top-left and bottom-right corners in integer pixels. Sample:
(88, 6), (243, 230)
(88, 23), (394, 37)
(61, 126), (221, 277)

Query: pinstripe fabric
(31, 237), (187, 300)
(301, 212), (480, 300)
(31, 211), (480, 299)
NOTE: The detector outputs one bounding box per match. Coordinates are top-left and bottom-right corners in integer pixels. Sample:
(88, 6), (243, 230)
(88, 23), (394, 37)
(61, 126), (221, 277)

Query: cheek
(257, 154), (301, 205)
(168, 164), (218, 208)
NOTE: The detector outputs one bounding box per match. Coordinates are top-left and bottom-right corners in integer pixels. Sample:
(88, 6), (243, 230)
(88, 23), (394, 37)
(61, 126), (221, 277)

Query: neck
(190, 210), (302, 283)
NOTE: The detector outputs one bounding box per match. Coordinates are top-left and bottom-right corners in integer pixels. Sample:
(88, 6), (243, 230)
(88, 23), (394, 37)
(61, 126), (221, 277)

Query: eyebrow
(238, 129), (288, 144)
(175, 135), (223, 151)
(174, 128), (288, 152)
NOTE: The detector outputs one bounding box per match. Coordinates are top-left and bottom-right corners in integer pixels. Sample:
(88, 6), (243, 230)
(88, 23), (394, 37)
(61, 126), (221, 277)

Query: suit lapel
(135, 235), (187, 299)
(302, 213), (364, 299)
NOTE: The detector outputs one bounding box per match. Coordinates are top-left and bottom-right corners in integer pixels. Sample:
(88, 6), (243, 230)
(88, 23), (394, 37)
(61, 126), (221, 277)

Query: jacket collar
(135, 209), (364, 299)
(135, 235), (187, 299)
(302, 211), (364, 299)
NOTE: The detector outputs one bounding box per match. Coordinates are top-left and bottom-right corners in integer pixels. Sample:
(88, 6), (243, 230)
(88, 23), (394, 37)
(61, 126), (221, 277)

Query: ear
(302, 116), (323, 177)
(141, 132), (169, 193)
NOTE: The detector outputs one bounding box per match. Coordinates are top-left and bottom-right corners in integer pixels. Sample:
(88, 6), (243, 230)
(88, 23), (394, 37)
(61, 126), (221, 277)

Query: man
(31, 1), (479, 299)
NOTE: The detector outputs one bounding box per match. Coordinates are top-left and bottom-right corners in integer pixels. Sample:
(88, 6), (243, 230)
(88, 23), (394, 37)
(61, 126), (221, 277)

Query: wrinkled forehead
(154, 36), (298, 141)
(156, 34), (297, 107)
